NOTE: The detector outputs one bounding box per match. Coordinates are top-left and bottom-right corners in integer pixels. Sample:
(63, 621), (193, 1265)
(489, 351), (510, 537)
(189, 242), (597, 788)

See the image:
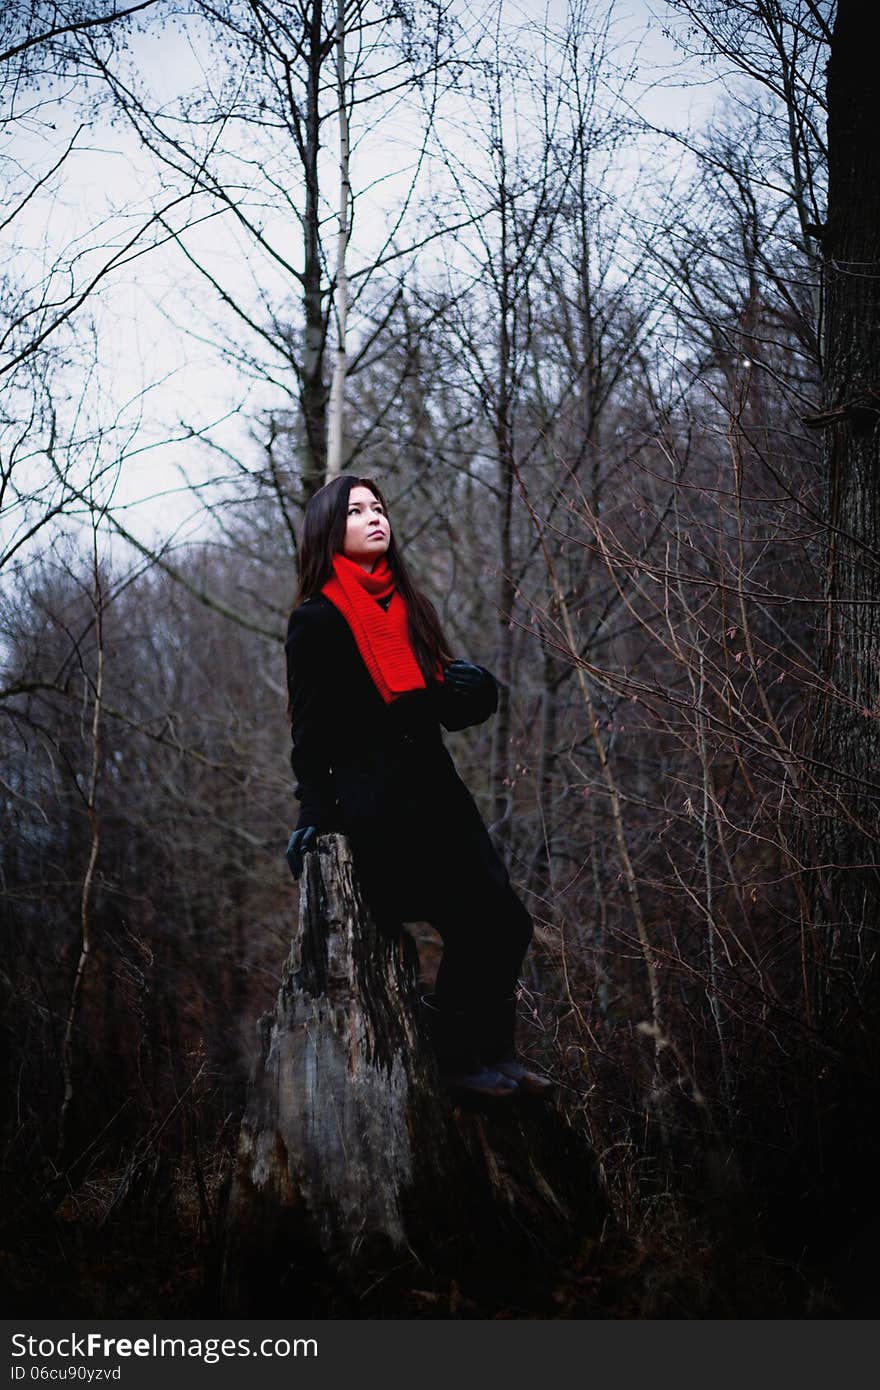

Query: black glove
(285, 825), (318, 880)
(443, 660), (489, 695)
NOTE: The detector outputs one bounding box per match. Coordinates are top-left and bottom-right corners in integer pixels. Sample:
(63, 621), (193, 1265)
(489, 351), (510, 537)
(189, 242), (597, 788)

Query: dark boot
(479, 995), (554, 1098)
(420, 994), (518, 1100)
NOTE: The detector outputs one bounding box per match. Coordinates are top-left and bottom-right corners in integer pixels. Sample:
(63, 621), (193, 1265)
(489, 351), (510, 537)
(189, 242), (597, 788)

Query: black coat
(284, 592), (497, 839)
(287, 597), (531, 989)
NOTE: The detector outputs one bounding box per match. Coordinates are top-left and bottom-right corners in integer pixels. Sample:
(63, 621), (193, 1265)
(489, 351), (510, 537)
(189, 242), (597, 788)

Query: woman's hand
(435, 660), (499, 731)
(286, 825), (319, 880)
(443, 660), (490, 695)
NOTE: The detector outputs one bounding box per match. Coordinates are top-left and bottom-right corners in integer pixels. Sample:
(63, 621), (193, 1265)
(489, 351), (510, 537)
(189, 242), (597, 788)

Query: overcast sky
(3, 0), (737, 559)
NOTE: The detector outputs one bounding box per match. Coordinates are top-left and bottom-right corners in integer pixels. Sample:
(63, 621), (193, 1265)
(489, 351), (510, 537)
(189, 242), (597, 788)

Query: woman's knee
(482, 885), (532, 958)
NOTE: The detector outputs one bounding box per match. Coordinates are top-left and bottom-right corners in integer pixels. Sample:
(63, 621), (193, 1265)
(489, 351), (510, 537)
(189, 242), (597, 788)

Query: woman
(284, 474), (550, 1100)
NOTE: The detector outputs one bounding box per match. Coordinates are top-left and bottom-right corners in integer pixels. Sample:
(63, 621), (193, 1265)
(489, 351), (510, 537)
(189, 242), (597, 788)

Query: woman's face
(342, 485), (391, 572)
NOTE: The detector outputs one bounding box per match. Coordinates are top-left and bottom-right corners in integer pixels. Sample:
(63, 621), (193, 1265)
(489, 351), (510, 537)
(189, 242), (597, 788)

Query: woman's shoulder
(285, 595), (343, 647)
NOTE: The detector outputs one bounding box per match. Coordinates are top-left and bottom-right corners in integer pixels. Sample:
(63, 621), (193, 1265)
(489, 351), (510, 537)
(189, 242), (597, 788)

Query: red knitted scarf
(322, 553), (435, 704)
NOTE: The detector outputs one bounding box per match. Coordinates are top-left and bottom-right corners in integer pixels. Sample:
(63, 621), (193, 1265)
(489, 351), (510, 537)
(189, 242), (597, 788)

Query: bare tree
(427, 3), (589, 848)
(0, 2), (204, 616)
(75, 0), (464, 498)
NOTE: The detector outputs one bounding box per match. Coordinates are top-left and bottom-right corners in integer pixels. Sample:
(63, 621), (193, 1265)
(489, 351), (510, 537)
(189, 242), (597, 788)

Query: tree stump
(222, 833), (604, 1315)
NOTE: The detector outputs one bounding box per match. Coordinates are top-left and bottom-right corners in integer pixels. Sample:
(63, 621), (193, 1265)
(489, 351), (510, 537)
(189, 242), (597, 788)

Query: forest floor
(1, 1143), (866, 1319)
(4, 926), (875, 1319)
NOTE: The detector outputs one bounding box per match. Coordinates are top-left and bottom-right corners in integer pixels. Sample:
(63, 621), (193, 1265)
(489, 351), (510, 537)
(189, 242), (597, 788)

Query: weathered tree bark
(809, 0), (880, 1044)
(798, 0), (880, 1252)
(222, 834), (603, 1315)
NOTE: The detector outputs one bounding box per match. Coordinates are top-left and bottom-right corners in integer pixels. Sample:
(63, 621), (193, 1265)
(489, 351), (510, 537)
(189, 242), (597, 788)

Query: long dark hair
(293, 474), (453, 681)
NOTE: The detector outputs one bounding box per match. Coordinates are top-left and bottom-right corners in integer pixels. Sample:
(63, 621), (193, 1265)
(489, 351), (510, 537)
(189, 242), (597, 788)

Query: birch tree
(325, 0), (350, 475)
(80, 0), (462, 500)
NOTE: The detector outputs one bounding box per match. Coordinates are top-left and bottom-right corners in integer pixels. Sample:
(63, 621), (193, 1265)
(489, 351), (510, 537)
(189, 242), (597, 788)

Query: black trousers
(348, 818), (533, 1014)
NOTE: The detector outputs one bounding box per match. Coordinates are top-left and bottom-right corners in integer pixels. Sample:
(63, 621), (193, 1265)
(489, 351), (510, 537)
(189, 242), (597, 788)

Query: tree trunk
(528, 641), (561, 897)
(222, 834), (603, 1315)
(300, 0), (329, 491)
(810, 0), (880, 1044)
(326, 0), (350, 478)
(490, 190), (515, 851)
(800, 0), (880, 1252)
